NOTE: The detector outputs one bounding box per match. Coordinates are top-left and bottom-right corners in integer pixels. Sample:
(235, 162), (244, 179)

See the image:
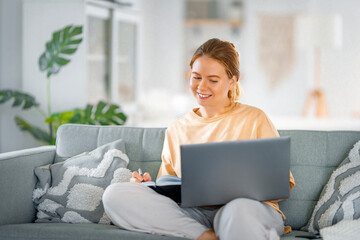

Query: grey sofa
(0, 124), (359, 240)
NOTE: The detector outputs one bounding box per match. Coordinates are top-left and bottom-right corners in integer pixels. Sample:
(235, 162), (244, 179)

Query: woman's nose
(198, 79), (207, 90)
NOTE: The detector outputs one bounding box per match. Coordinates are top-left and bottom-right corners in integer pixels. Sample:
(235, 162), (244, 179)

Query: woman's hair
(189, 38), (242, 102)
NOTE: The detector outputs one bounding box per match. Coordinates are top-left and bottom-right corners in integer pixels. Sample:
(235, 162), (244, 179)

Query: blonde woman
(103, 38), (295, 240)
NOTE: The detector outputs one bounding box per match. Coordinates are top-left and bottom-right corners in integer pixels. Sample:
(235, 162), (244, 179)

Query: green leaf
(108, 119), (121, 125)
(68, 26), (83, 38)
(46, 101), (127, 142)
(61, 48), (77, 54)
(104, 104), (118, 116)
(38, 24), (83, 76)
(0, 90), (12, 103)
(50, 137), (56, 145)
(54, 57), (70, 66)
(50, 62), (61, 76)
(45, 117), (55, 124)
(59, 111), (75, 121)
(12, 93), (24, 107)
(0, 90), (39, 110)
(84, 104), (93, 119)
(72, 101), (127, 126)
(45, 112), (61, 124)
(23, 98), (36, 109)
(53, 31), (61, 49)
(46, 110), (76, 135)
(15, 116), (52, 144)
(94, 101), (106, 119)
(67, 39), (82, 45)
(62, 25), (73, 40)
(46, 42), (55, 58)
(69, 112), (81, 123)
(116, 112), (127, 123)
(38, 53), (48, 71)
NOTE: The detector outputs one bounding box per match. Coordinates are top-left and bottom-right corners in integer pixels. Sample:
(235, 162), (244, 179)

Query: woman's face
(190, 56), (235, 110)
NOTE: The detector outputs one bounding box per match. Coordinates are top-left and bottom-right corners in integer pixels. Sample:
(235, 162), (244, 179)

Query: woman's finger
(143, 172), (152, 182)
(132, 171), (143, 182)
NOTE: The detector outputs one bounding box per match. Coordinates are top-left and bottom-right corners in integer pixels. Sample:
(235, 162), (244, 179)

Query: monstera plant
(0, 25), (127, 145)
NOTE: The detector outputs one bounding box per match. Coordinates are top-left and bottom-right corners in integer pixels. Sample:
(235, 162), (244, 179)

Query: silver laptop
(180, 137), (290, 208)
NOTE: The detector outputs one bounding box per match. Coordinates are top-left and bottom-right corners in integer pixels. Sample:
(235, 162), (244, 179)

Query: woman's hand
(130, 171), (152, 183)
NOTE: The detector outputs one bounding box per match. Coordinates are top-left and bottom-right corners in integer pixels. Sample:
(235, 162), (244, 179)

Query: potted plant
(0, 24), (127, 145)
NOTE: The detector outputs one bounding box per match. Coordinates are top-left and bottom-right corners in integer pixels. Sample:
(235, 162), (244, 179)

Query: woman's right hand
(130, 171), (152, 183)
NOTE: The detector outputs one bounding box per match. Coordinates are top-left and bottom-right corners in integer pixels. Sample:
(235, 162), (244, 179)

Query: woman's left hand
(130, 171), (152, 183)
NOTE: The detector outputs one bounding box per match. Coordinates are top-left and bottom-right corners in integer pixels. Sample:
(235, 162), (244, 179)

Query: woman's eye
(193, 77), (201, 80)
(210, 80), (218, 83)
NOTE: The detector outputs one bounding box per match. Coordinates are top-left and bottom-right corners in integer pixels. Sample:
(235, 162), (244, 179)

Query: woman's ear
(229, 76), (237, 88)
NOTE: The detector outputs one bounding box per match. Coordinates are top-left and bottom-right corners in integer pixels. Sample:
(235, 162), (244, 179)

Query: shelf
(185, 19), (243, 27)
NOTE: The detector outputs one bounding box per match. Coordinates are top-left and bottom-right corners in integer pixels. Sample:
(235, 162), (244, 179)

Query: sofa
(0, 124), (359, 240)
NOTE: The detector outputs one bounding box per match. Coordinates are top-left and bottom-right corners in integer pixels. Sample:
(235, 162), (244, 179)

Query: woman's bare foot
(198, 230), (218, 240)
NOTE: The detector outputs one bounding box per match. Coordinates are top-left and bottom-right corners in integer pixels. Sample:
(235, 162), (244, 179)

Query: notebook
(180, 137), (291, 207)
(142, 175), (181, 203)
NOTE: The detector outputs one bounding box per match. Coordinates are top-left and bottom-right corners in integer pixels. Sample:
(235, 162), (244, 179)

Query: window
(86, 6), (111, 104)
(117, 21), (136, 102)
(85, 2), (141, 106)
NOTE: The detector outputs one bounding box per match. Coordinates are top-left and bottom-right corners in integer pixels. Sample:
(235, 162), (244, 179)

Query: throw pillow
(302, 140), (360, 234)
(32, 139), (133, 224)
(319, 219), (360, 240)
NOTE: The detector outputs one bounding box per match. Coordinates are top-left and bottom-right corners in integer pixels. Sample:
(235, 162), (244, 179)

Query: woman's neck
(197, 102), (235, 118)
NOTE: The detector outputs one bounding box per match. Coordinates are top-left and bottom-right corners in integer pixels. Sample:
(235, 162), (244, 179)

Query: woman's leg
(102, 182), (210, 239)
(213, 198), (284, 240)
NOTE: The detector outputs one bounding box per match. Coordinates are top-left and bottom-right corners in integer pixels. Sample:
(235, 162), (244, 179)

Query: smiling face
(190, 56), (235, 114)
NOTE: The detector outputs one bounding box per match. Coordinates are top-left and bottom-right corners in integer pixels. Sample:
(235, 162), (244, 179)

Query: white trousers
(102, 182), (284, 240)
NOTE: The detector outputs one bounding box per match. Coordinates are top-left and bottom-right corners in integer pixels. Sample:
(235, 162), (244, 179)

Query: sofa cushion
(0, 223), (318, 240)
(55, 124), (166, 179)
(0, 223), (186, 240)
(278, 130), (360, 230)
(302, 140), (360, 234)
(319, 219), (360, 240)
(33, 139), (132, 224)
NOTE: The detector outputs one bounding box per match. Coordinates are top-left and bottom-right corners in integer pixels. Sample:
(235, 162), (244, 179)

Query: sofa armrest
(0, 146), (56, 225)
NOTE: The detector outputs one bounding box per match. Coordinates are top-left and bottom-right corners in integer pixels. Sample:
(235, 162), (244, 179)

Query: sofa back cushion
(55, 125), (360, 230)
(278, 130), (360, 230)
(56, 124), (166, 180)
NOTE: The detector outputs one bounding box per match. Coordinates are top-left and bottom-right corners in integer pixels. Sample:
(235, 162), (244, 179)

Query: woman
(103, 38), (295, 240)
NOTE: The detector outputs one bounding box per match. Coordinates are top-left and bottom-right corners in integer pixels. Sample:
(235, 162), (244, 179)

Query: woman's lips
(197, 92), (212, 100)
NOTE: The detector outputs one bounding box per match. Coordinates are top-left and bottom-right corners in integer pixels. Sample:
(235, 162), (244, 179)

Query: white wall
(0, 0), (27, 153)
(0, 0), (4, 152)
(22, 0), (86, 114)
(322, 0), (360, 118)
(239, 0), (360, 119)
(138, 0), (185, 125)
(0, 0), (86, 153)
(141, 0), (184, 92)
(239, 0), (305, 116)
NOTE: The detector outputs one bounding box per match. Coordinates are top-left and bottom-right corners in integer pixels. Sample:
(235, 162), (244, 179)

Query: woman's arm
(157, 129), (178, 179)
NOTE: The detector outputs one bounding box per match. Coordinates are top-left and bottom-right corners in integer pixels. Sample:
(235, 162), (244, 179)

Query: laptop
(180, 137), (290, 208)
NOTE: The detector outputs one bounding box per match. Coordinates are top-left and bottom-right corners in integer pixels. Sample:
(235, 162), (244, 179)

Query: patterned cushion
(32, 139), (132, 224)
(302, 140), (360, 234)
(319, 219), (360, 240)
